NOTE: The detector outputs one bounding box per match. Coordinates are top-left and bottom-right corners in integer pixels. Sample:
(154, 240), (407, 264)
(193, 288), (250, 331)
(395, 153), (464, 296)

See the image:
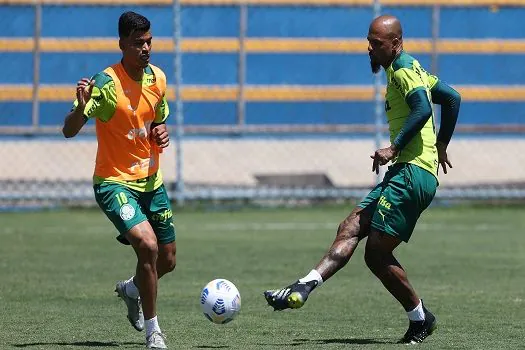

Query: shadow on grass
(257, 337), (395, 347)
(13, 341), (143, 348)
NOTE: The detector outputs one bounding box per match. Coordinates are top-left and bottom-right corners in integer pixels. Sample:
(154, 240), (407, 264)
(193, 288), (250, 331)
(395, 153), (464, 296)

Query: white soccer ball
(200, 279), (241, 324)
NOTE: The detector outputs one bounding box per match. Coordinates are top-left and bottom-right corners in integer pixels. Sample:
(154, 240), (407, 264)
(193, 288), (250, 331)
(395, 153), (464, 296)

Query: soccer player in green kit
(264, 15), (461, 344)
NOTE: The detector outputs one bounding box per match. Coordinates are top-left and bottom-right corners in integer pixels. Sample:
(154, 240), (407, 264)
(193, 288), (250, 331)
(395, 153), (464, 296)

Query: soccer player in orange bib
(62, 11), (174, 349)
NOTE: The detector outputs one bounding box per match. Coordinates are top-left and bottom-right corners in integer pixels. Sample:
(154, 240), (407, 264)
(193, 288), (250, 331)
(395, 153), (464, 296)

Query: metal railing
(1, 0), (525, 207)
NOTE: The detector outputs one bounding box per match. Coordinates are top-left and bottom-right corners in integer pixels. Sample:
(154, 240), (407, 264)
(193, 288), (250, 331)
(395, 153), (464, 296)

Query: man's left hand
(151, 124), (170, 148)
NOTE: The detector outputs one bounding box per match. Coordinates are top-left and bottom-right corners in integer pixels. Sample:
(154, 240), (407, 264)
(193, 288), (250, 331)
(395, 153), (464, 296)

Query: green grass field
(1, 205), (524, 349)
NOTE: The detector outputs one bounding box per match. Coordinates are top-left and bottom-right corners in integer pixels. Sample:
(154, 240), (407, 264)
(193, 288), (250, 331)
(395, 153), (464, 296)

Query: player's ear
(118, 38), (124, 51)
(392, 37), (401, 52)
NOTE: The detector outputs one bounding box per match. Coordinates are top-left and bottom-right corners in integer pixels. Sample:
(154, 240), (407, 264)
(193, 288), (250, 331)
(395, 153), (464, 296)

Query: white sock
(298, 269), (324, 287)
(145, 316), (161, 338)
(407, 299), (425, 321)
(124, 276), (140, 299)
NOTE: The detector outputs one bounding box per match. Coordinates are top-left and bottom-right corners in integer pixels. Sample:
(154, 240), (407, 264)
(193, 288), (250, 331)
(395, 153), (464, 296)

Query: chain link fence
(1, 0), (525, 209)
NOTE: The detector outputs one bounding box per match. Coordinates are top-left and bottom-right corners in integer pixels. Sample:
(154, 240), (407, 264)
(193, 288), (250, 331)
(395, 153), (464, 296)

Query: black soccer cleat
(399, 301), (437, 344)
(263, 280), (318, 311)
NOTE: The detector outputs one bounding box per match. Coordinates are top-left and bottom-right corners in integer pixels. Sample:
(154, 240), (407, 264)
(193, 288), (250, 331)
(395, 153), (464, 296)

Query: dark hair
(118, 11), (150, 38)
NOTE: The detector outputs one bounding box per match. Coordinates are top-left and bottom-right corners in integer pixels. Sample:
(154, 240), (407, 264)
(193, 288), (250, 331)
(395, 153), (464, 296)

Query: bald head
(369, 15), (403, 39)
(367, 15), (403, 72)
(369, 15), (403, 40)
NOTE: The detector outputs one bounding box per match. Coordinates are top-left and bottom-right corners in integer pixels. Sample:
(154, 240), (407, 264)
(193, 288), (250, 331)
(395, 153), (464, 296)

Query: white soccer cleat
(115, 281), (144, 332)
(146, 331), (168, 349)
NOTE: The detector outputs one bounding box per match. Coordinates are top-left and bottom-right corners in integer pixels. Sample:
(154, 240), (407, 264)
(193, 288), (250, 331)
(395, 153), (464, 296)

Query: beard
(370, 59), (381, 74)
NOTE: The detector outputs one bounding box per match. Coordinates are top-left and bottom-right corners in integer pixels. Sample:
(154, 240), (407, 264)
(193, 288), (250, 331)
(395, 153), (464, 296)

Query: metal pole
(237, 3), (247, 131)
(31, 1), (42, 133)
(431, 4), (440, 75)
(430, 5), (441, 138)
(173, 0), (184, 206)
(372, 0), (384, 184)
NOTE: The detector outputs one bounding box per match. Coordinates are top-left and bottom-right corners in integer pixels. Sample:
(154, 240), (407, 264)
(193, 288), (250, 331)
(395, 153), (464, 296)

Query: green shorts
(94, 182), (176, 245)
(358, 163), (437, 242)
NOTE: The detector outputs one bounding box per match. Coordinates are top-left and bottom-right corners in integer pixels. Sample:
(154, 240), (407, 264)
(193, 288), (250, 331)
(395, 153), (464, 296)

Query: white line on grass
(3, 222), (510, 235)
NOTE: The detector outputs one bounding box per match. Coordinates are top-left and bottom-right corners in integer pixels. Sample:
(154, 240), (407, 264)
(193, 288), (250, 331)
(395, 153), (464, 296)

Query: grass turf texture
(1, 205), (524, 349)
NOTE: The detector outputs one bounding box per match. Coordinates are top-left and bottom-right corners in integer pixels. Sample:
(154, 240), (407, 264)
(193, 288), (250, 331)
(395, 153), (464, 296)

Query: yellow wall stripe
(0, 38), (34, 52)
(2, 85), (525, 102)
(2, 0), (525, 6)
(0, 86), (33, 100)
(3, 38), (525, 54)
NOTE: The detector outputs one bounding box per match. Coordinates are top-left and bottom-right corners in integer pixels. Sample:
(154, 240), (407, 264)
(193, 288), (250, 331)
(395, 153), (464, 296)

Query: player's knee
(336, 218), (353, 237)
(164, 254), (176, 272)
(336, 216), (360, 240)
(137, 236), (159, 259)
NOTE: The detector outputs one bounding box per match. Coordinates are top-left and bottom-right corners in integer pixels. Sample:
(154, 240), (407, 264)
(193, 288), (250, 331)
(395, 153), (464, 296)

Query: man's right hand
(63, 78), (93, 138)
(76, 78), (94, 110)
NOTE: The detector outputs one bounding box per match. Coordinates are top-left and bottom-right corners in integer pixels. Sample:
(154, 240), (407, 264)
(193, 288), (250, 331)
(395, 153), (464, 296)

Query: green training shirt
(385, 51), (439, 179)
